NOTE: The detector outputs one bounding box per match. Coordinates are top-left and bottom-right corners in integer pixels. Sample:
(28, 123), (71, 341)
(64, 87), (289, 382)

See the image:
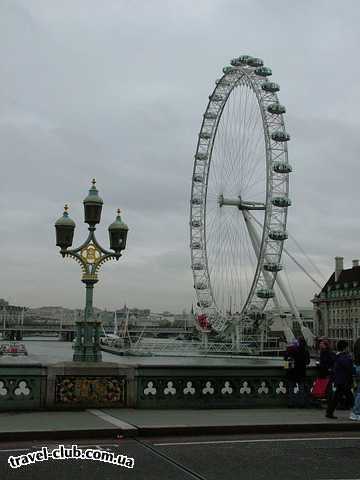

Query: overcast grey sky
(1, 0), (360, 312)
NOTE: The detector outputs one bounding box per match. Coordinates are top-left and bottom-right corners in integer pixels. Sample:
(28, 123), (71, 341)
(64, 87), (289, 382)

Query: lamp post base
(73, 318), (102, 363)
(73, 351), (102, 362)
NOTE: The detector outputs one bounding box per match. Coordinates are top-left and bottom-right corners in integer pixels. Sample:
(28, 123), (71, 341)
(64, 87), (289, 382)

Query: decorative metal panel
(56, 376), (126, 406)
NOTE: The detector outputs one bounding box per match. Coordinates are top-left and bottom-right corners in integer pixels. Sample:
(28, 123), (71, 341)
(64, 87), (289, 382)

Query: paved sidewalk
(102, 408), (360, 436)
(0, 408), (359, 441)
(0, 410), (129, 441)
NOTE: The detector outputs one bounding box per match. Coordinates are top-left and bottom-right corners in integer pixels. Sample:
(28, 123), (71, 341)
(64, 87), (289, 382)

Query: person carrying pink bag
(350, 338), (360, 421)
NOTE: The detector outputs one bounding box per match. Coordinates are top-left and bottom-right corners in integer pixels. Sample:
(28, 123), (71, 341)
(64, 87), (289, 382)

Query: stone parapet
(0, 361), (318, 411)
(134, 365), (318, 408)
(0, 363), (47, 411)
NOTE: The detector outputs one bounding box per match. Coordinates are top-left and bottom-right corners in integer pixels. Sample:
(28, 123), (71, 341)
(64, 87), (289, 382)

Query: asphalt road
(1, 432), (360, 480)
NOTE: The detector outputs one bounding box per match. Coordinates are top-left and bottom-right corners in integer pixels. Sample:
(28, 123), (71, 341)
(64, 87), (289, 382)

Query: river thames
(0, 338), (287, 367)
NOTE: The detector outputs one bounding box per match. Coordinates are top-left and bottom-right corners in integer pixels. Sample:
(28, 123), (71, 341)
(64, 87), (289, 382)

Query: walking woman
(326, 340), (354, 419)
(350, 338), (360, 421)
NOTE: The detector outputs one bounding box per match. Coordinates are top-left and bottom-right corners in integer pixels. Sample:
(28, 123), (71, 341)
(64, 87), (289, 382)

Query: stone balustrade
(0, 361), (319, 411)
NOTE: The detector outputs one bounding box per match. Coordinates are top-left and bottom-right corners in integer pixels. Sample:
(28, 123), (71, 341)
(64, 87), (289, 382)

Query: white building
(312, 257), (360, 346)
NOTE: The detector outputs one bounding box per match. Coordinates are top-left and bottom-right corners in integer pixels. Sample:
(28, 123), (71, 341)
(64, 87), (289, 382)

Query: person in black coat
(319, 339), (336, 379)
(285, 336), (310, 407)
(326, 340), (354, 419)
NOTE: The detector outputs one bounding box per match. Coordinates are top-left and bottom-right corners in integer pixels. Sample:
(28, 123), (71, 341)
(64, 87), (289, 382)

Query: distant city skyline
(1, 297), (316, 317)
(1, 1), (360, 312)
(1, 297), (191, 315)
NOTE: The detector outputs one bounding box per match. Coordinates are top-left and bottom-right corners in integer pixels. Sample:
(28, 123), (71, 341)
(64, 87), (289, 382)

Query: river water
(0, 337), (286, 367)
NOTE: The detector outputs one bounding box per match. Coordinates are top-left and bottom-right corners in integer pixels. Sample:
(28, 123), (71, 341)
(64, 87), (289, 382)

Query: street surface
(1, 432), (360, 480)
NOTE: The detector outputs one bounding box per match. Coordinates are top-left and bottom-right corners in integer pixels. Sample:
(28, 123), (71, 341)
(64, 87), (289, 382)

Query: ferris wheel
(190, 55), (292, 333)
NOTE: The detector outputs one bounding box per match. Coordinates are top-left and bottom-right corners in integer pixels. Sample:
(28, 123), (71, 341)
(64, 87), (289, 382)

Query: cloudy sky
(1, 0), (360, 313)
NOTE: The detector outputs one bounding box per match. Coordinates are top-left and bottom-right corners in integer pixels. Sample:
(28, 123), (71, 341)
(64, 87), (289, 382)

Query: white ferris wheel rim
(190, 55), (291, 332)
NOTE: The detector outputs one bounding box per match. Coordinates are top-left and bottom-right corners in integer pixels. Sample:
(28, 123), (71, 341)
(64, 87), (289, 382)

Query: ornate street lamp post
(55, 179), (129, 362)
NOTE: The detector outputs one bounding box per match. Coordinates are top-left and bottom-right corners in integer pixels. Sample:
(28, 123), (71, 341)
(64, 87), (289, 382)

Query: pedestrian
(350, 338), (360, 421)
(326, 340), (354, 419)
(318, 339), (336, 379)
(285, 336), (310, 407)
(311, 339), (336, 404)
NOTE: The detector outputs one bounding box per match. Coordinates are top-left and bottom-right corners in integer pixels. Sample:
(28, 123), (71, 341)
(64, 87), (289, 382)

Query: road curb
(0, 422), (359, 442)
(136, 422), (360, 437)
(0, 427), (138, 442)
